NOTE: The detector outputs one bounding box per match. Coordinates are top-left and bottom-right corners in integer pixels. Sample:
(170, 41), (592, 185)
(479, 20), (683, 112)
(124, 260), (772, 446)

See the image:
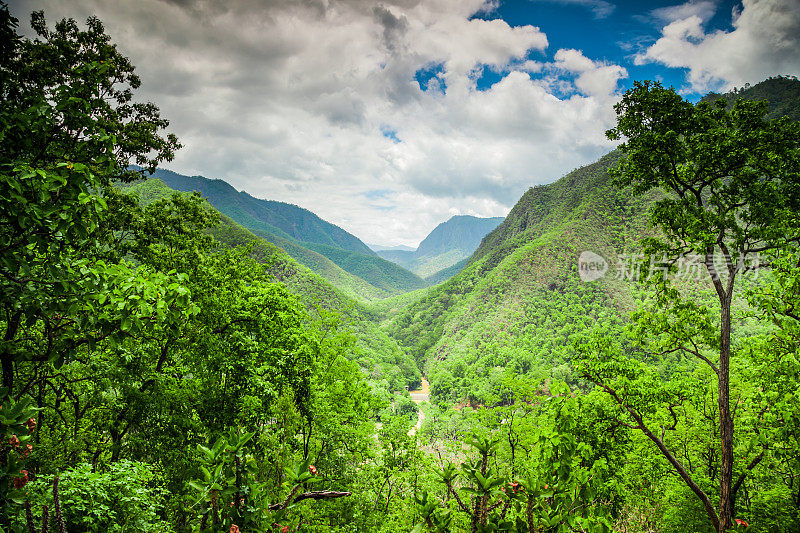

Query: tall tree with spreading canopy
(580, 81), (800, 531)
(0, 5), (180, 392)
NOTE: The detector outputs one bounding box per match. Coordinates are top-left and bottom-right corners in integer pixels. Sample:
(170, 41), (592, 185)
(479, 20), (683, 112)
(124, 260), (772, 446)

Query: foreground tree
(0, 6), (180, 392)
(413, 389), (613, 533)
(579, 81), (800, 531)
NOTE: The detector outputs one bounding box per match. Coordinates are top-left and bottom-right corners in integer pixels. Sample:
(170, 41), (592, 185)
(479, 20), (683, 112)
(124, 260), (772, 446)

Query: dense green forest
(2, 6), (800, 533)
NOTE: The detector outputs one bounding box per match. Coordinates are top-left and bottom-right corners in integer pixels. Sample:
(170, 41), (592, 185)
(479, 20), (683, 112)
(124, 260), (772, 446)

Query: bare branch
(268, 490), (351, 510)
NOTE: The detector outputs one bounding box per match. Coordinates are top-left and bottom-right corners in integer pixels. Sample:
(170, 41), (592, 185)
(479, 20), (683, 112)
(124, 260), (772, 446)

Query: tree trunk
(2, 311), (22, 392)
(1, 352), (12, 392)
(717, 297), (734, 532)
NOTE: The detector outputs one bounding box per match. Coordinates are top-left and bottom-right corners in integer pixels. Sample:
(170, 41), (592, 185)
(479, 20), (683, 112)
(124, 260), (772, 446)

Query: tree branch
(268, 490), (351, 510)
(587, 376), (721, 531)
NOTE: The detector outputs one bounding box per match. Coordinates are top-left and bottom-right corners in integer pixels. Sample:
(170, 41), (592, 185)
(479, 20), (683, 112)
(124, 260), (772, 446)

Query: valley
(3, 5), (799, 531)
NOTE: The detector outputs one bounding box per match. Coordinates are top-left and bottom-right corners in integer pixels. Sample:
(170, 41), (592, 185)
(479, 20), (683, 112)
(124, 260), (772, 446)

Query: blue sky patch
(470, 0), (742, 101)
(380, 125), (401, 143)
(363, 189), (394, 200)
(474, 64), (504, 91)
(414, 62), (447, 93)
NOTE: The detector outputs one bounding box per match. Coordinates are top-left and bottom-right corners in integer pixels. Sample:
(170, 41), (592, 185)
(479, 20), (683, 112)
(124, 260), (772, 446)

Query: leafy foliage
(702, 75), (800, 122)
(22, 461), (169, 532)
(3, 3), (800, 532)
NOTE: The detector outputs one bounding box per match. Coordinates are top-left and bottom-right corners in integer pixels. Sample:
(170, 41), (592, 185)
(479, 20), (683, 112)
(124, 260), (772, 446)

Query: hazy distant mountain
(368, 243), (416, 252)
(417, 215), (505, 258)
(376, 215), (504, 280)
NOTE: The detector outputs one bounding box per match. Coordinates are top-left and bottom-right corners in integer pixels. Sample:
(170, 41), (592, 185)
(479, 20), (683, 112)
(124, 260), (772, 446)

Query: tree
(580, 81), (800, 531)
(0, 6), (180, 392)
(744, 250), (800, 527)
(414, 411), (611, 532)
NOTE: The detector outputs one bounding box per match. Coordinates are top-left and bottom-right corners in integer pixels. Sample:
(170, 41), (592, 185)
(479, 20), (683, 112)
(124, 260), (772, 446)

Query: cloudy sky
(8, 0), (800, 246)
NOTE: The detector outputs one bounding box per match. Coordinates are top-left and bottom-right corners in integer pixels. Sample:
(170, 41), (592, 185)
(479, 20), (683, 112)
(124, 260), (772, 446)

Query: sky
(8, 0), (800, 246)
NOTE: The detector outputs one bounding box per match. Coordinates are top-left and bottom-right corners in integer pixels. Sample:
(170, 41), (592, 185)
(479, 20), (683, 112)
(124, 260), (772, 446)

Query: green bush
(395, 395), (419, 423)
(748, 485), (800, 533)
(22, 461), (168, 532)
(659, 483), (714, 533)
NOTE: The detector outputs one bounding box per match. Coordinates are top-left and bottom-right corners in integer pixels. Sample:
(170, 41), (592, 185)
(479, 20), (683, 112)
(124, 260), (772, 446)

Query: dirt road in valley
(408, 376), (429, 436)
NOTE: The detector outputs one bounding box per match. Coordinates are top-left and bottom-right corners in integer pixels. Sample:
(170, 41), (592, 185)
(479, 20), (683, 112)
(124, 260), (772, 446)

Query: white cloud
(636, 0), (800, 93)
(553, 48), (628, 96)
(650, 0), (718, 24)
(9, 0), (626, 246)
(529, 0), (616, 19)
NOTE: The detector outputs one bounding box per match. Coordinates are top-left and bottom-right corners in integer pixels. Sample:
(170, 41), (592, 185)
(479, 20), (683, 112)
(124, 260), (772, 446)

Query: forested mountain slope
(121, 178), (388, 301)
(152, 169), (372, 254)
(151, 169), (427, 296)
(388, 151), (659, 401)
(377, 215), (504, 279)
(301, 241), (428, 294)
(389, 76), (800, 404)
(702, 75), (800, 121)
(126, 178), (421, 391)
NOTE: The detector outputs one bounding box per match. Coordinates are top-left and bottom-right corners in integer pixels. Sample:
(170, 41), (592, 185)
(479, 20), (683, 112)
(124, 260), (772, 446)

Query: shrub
(21, 461), (168, 532)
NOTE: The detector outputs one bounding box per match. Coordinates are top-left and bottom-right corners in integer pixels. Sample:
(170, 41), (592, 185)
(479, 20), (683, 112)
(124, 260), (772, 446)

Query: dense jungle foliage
(2, 6), (800, 533)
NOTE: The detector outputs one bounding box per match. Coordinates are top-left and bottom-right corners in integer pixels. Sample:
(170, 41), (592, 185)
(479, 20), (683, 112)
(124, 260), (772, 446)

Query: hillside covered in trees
(2, 5), (800, 533)
(151, 169), (429, 298)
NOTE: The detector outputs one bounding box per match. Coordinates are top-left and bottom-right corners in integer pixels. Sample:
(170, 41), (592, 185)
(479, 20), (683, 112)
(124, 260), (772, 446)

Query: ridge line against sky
(9, 0), (800, 246)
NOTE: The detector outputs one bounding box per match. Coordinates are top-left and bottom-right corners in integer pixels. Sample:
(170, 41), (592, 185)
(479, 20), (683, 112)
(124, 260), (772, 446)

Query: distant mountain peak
(376, 215), (505, 281)
(416, 215), (505, 258)
(368, 243), (416, 252)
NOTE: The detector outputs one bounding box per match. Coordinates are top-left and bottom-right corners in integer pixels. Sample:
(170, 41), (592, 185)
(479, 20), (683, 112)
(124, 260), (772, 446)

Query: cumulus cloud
(649, 0), (718, 24)
(553, 48), (628, 96)
(9, 0), (627, 246)
(530, 0), (616, 19)
(636, 0), (800, 93)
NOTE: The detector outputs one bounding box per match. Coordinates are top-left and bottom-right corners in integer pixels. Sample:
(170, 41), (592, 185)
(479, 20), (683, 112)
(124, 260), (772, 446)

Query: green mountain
(302, 241), (428, 294)
(701, 75), (800, 121)
(125, 177), (422, 391)
(151, 169), (427, 297)
(388, 76), (800, 405)
(377, 215), (504, 279)
(423, 258), (468, 285)
(152, 169), (373, 254)
(418, 215), (505, 257)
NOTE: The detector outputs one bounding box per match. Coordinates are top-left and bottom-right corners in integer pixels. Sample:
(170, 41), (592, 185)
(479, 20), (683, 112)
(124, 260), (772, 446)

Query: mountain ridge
(150, 169), (428, 297)
(376, 214), (504, 280)
(152, 168), (375, 255)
